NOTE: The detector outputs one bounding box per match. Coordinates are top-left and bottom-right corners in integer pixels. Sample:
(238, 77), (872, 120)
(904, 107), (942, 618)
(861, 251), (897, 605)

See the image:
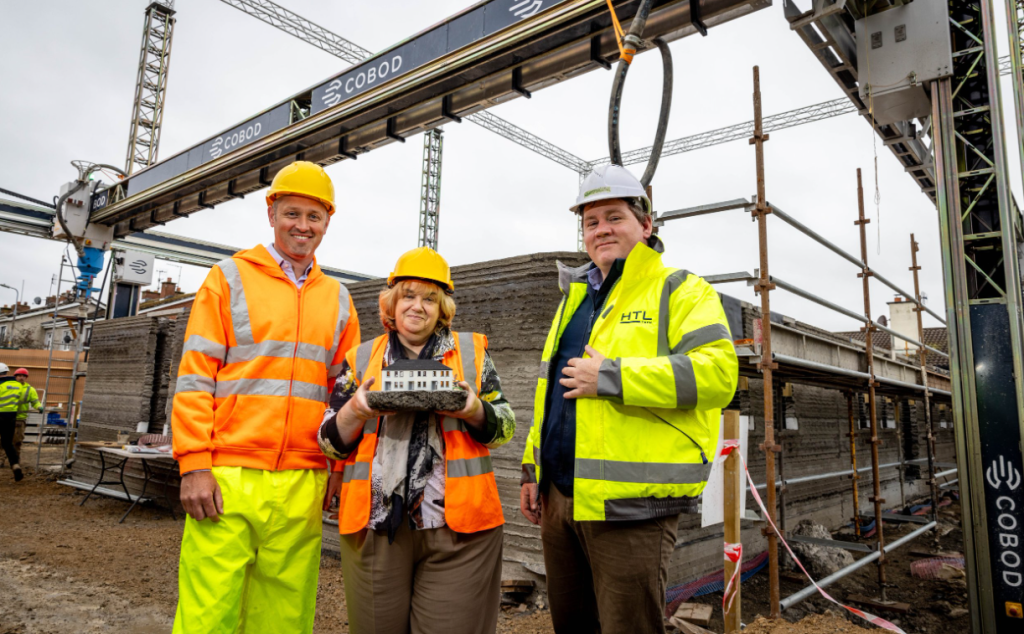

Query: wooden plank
(671, 603), (713, 627)
(860, 511), (931, 524)
(668, 615), (717, 634)
(723, 410), (741, 633)
(846, 594), (912, 614)
(909, 547), (963, 558)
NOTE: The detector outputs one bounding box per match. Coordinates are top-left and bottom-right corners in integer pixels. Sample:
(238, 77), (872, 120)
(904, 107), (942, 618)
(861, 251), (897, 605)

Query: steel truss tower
(1007, 0), (1024, 182)
(124, 1), (176, 176)
(419, 128), (443, 250)
(932, 1), (1024, 631)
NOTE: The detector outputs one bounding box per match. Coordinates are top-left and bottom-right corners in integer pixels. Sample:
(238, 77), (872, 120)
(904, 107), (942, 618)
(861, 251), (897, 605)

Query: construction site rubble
(781, 520), (856, 577)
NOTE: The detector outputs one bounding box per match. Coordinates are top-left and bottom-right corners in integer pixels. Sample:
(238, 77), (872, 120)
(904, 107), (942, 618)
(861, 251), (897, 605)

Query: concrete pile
(71, 315), (178, 498)
(782, 520), (856, 577)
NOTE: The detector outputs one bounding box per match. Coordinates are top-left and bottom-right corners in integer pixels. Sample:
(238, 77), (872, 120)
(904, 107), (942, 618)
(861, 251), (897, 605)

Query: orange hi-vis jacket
(171, 245), (359, 475)
(336, 331), (503, 534)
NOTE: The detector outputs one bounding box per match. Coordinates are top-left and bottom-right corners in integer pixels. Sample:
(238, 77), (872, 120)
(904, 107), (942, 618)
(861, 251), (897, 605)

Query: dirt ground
(681, 496), (970, 634)
(1, 450), (968, 634)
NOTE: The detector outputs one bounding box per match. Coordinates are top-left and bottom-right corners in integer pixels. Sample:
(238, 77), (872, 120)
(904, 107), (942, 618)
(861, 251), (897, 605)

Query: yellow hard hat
(388, 247), (454, 294)
(266, 161), (336, 215)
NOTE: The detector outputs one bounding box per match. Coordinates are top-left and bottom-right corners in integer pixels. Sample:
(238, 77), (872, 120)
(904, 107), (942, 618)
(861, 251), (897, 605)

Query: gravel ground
(0, 450), (968, 634)
(0, 450), (549, 634)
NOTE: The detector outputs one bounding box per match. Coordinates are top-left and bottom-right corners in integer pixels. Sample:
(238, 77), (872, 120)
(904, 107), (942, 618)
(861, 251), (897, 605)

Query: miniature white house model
(382, 358), (454, 392)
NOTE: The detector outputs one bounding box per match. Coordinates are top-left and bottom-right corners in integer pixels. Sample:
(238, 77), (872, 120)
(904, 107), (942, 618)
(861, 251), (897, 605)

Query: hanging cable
(606, 0), (673, 187)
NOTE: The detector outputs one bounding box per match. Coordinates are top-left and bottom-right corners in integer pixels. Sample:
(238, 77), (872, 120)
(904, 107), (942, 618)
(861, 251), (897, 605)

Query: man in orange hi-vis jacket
(170, 161), (360, 634)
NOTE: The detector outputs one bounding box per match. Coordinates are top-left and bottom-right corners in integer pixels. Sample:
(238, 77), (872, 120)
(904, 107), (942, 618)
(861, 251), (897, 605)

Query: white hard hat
(571, 164), (652, 214)
(0, 363), (8, 374)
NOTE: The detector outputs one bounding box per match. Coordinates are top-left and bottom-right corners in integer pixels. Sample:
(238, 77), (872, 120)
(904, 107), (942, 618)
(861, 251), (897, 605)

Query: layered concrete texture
(72, 315), (178, 498)
(367, 390), (468, 412)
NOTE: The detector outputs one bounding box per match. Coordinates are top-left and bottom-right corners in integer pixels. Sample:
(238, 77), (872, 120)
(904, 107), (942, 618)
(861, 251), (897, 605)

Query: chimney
(887, 296), (919, 359)
(160, 277), (178, 299)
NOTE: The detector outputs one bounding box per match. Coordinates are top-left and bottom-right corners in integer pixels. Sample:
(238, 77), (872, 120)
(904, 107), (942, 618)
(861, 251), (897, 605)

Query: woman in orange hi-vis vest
(317, 247), (515, 634)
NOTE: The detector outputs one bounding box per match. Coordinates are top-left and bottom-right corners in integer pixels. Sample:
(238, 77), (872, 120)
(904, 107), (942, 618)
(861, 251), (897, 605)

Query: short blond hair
(379, 279), (457, 333)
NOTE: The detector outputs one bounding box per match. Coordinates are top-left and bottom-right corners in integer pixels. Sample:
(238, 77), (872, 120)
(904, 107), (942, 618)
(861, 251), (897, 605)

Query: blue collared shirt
(266, 243), (313, 288)
(540, 261), (623, 497)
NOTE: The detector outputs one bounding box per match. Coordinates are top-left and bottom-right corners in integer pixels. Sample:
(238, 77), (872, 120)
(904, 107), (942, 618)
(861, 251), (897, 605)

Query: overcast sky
(2, 0), (1022, 334)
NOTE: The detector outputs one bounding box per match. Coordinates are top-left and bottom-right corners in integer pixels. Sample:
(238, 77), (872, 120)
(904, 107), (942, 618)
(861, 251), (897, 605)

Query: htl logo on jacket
(620, 310), (654, 325)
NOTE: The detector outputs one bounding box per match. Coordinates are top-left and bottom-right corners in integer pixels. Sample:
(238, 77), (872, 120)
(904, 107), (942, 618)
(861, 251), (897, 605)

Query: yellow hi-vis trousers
(173, 466), (328, 634)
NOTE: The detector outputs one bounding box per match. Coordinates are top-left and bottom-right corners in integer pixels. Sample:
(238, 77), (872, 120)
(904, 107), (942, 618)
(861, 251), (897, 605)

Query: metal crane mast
(1007, 0), (1024, 184)
(124, 1), (176, 176)
(930, 1), (1024, 631)
(419, 129), (443, 249)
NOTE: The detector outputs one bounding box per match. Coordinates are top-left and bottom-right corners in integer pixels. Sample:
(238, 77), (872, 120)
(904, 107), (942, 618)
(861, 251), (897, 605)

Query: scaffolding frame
(661, 68), (957, 617)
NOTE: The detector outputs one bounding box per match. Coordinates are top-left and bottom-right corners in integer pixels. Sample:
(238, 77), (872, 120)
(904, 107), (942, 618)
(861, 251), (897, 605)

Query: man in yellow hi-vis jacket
(519, 165), (739, 634)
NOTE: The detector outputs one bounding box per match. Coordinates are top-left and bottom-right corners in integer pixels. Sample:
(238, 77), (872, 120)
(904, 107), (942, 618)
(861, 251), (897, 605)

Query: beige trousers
(339, 522), (504, 634)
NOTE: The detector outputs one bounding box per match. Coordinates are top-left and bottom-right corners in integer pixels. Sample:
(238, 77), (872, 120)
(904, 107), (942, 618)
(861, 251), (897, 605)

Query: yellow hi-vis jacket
(521, 236), (739, 521)
(17, 384), (42, 421)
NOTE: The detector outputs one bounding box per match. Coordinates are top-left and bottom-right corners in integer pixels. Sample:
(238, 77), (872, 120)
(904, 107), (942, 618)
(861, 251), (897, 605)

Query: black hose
(640, 38), (672, 188)
(606, 1), (673, 188)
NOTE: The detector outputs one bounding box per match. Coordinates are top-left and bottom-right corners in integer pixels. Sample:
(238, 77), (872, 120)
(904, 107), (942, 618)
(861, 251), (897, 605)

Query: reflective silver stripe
(523, 463), (537, 484)
(363, 418), (378, 434)
(326, 284), (352, 376)
(225, 340), (327, 365)
(217, 258), (255, 347)
(447, 455), (493, 478)
(539, 361), (549, 379)
(175, 374), (216, 395)
(604, 496), (699, 520)
(673, 323), (732, 355)
(182, 335), (227, 362)
(670, 355), (698, 408)
(597, 358), (623, 400)
(342, 461), (370, 483)
(354, 341), (374, 382)
(575, 458), (711, 484)
(442, 417), (467, 433)
(533, 446), (540, 467)
(657, 270), (691, 356)
(458, 331), (478, 392)
(214, 378), (327, 402)
(329, 363), (345, 377)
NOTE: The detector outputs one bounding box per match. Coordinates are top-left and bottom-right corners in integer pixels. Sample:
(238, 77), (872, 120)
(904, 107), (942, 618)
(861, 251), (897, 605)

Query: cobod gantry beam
(89, 0), (770, 236)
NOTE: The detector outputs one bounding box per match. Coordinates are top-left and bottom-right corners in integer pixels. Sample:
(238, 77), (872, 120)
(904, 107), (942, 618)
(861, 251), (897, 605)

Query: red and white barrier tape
(719, 439), (906, 634)
(723, 541), (743, 612)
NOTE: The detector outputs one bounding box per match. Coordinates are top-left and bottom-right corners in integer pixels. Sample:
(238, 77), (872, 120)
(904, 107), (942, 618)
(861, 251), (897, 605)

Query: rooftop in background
(835, 326), (949, 370)
(1, 293), (105, 321)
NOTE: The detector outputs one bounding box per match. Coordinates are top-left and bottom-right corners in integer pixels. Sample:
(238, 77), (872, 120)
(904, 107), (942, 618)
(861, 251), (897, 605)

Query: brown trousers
(339, 522), (503, 634)
(14, 418), (25, 454)
(541, 487), (679, 634)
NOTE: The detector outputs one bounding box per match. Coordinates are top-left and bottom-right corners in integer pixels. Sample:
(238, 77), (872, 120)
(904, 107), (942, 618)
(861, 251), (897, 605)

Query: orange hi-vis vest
(336, 331), (504, 534)
(172, 245), (360, 475)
